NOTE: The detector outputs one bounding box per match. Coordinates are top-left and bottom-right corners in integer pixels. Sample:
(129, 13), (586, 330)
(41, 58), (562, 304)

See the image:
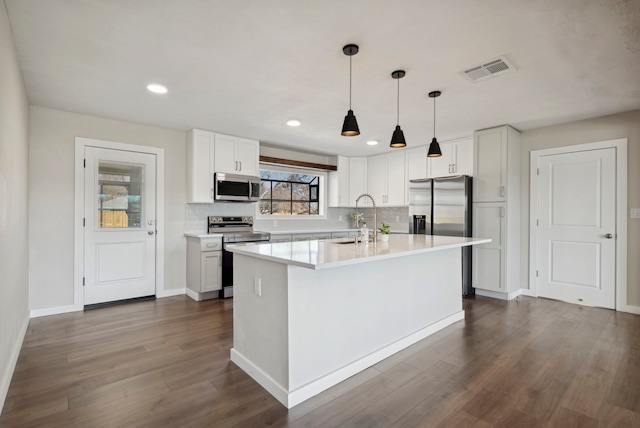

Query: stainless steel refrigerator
(408, 175), (473, 297)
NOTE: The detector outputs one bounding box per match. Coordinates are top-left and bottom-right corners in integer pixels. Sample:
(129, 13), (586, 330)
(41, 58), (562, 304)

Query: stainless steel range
(208, 216), (270, 298)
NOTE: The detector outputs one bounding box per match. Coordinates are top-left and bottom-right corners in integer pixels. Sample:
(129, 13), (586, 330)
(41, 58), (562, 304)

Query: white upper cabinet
(427, 137), (473, 178)
(349, 157), (369, 206)
(405, 146), (428, 203)
(405, 146), (428, 181)
(329, 156), (368, 207)
(214, 134), (260, 176)
(328, 156), (350, 207)
(386, 151), (406, 206)
(187, 129), (260, 203)
(367, 151), (405, 206)
(187, 129), (215, 203)
(473, 126), (519, 202)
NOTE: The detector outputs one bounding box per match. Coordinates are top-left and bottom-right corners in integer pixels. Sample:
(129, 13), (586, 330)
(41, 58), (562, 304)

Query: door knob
(604, 233), (613, 239)
(148, 230), (155, 235)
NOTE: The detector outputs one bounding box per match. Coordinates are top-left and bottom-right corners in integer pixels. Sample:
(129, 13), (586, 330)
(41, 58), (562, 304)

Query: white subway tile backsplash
(184, 204), (410, 234)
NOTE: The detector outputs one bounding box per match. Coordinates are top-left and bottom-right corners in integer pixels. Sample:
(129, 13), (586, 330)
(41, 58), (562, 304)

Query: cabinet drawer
(201, 238), (222, 251)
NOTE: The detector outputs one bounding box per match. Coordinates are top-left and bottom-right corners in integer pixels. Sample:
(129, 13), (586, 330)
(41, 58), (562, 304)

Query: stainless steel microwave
(214, 173), (260, 202)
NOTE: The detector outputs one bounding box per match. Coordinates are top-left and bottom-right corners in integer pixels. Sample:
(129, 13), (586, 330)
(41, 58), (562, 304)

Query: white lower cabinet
(291, 233), (332, 241)
(472, 200), (520, 298)
(200, 252), (222, 292)
(472, 203), (505, 292)
(187, 236), (222, 300)
(270, 234), (292, 243)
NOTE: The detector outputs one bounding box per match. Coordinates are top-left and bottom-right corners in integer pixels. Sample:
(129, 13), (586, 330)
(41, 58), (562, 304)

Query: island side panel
(230, 253), (290, 391)
(287, 247), (463, 391)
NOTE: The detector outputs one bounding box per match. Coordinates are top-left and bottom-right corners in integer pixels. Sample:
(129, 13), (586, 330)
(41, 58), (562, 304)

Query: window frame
(255, 163), (327, 220)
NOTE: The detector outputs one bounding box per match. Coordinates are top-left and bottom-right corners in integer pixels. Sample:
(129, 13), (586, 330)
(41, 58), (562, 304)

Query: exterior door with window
(84, 147), (157, 305)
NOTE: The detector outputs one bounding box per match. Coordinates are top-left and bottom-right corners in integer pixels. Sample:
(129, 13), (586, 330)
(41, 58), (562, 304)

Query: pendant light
(390, 70), (406, 148)
(341, 44), (360, 136)
(427, 91), (442, 157)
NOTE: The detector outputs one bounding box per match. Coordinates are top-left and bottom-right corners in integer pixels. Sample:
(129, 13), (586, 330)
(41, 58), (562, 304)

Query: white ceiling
(5, 0), (640, 157)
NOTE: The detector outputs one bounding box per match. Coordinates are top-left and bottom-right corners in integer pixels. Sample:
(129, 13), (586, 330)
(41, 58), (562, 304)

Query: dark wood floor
(2, 295), (640, 427)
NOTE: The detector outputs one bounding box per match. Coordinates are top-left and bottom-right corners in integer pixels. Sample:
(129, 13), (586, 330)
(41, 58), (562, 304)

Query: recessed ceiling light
(366, 140), (379, 146)
(286, 119), (301, 127)
(147, 83), (168, 94)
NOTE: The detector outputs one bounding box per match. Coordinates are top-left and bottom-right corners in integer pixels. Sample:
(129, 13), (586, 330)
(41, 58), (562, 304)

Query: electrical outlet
(395, 215), (400, 222)
(631, 208), (640, 219)
(339, 215), (343, 221)
(273, 220), (277, 227)
(254, 277), (262, 296)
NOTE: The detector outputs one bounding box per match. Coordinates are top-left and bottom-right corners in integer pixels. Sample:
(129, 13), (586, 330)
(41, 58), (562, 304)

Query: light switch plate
(631, 208), (640, 219)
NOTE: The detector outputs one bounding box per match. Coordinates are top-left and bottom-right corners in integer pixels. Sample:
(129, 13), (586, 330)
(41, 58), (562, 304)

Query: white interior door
(536, 148), (616, 308)
(84, 147), (157, 305)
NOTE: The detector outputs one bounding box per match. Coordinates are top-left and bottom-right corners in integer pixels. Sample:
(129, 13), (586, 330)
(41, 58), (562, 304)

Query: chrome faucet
(355, 193), (377, 243)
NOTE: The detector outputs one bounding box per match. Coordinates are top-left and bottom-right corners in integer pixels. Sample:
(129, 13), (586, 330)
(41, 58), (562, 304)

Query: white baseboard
(30, 304), (80, 318)
(184, 288), (221, 301)
(476, 288), (536, 301)
(185, 288), (200, 301)
(475, 289), (510, 300)
(0, 313), (29, 411)
(157, 287), (186, 298)
(518, 288), (537, 297)
(618, 304), (640, 315)
(231, 310), (465, 409)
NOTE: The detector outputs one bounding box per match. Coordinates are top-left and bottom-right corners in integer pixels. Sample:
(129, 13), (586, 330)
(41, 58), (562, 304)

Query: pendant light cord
(396, 77), (400, 125)
(349, 55), (352, 110)
(433, 96), (436, 138)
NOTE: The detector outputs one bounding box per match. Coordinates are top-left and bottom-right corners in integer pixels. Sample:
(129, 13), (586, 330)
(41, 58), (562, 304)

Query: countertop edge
(228, 237), (491, 269)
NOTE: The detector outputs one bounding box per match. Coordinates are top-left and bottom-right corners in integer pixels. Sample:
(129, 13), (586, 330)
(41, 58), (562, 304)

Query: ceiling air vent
(462, 56), (515, 82)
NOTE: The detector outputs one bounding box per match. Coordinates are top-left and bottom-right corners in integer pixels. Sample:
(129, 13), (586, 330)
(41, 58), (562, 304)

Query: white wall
(29, 106), (187, 310)
(0, 1), (30, 409)
(520, 109), (640, 307)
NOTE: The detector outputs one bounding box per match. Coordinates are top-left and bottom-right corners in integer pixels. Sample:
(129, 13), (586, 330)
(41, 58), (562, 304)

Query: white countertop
(258, 228), (359, 235)
(185, 229), (359, 238)
(228, 234), (491, 270)
(184, 232), (223, 238)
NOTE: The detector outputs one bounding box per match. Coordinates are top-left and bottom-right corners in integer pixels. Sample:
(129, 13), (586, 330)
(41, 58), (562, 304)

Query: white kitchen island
(228, 234), (490, 408)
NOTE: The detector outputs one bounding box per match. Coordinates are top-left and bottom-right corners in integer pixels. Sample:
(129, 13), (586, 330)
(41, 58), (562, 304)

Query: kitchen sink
(331, 239), (357, 244)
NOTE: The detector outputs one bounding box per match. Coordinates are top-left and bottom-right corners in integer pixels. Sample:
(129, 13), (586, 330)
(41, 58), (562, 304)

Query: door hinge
(536, 219), (539, 226)
(537, 168), (539, 175)
(83, 277), (85, 286)
(84, 159), (86, 168)
(536, 270), (539, 277)
(83, 218), (85, 227)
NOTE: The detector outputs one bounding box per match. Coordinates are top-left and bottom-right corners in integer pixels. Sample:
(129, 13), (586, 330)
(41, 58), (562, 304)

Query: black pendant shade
(390, 125), (406, 148)
(341, 44), (360, 136)
(342, 109), (360, 136)
(390, 70), (406, 148)
(427, 90), (442, 157)
(427, 137), (442, 157)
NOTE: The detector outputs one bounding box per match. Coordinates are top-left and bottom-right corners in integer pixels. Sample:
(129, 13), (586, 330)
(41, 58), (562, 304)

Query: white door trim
(74, 137), (165, 310)
(529, 138), (628, 312)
